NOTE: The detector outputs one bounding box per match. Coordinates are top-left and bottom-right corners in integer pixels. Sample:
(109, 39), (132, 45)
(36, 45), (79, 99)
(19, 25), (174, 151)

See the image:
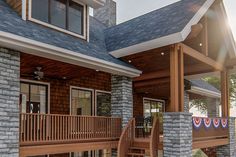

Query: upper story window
(29, 0), (86, 39)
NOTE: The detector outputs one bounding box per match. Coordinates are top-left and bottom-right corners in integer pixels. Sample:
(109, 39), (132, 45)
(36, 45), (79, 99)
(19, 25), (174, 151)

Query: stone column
(0, 48), (20, 156)
(111, 75), (133, 127)
(216, 117), (235, 157)
(163, 112), (192, 157)
(184, 91), (190, 112)
(207, 98), (219, 117)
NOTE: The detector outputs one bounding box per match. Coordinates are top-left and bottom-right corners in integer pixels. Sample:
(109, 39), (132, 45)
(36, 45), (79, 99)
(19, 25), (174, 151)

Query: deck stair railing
(117, 118), (135, 157)
(20, 113), (122, 146)
(150, 117), (159, 157)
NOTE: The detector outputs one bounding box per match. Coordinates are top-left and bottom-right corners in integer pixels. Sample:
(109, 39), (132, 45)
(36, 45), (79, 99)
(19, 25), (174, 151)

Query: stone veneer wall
(184, 91), (190, 112)
(0, 48), (20, 156)
(216, 117), (235, 157)
(163, 112), (192, 157)
(94, 0), (116, 27)
(111, 75), (133, 127)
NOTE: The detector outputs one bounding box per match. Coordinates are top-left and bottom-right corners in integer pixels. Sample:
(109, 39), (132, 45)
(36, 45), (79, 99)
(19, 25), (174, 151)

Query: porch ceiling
(20, 53), (105, 80)
(122, 46), (218, 99)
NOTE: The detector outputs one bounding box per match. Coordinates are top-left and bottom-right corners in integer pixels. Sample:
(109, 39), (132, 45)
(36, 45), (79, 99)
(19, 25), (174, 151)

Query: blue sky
(114, 0), (236, 41)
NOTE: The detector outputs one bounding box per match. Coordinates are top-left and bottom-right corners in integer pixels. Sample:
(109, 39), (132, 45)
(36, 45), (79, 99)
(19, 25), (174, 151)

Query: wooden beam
(193, 138), (229, 149)
(180, 43), (224, 71)
(187, 23), (203, 40)
(170, 45), (179, 112)
(20, 141), (118, 157)
(221, 70), (230, 117)
(134, 78), (170, 88)
(134, 70), (170, 82)
(178, 46), (184, 112)
(201, 16), (209, 56)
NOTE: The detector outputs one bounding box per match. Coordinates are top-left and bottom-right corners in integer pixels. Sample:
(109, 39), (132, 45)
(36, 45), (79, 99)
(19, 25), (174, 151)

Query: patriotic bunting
(221, 118), (228, 128)
(203, 118), (211, 128)
(213, 118), (220, 128)
(192, 117), (202, 129)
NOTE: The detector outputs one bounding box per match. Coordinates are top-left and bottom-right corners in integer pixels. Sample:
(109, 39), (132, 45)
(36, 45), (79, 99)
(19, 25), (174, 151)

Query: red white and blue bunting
(213, 118), (220, 128)
(192, 117), (202, 129)
(192, 117), (228, 129)
(203, 118), (212, 128)
(221, 118), (228, 128)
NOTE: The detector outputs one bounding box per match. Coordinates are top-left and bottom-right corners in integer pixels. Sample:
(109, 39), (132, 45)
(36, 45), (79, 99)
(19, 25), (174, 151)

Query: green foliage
(190, 74), (236, 112)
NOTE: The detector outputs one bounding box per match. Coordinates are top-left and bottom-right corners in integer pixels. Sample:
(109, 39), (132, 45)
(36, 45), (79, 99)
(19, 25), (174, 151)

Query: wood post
(170, 44), (184, 112)
(221, 70), (230, 117)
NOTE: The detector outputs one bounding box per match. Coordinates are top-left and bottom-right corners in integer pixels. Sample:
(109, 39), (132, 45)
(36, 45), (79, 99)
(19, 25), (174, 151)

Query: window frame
(143, 97), (165, 118)
(28, 0), (87, 40)
(20, 79), (50, 114)
(69, 86), (95, 116)
(95, 90), (111, 116)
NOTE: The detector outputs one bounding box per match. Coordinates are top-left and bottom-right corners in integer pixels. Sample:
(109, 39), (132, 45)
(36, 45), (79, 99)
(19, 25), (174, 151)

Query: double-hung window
(30, 0), (86, 38)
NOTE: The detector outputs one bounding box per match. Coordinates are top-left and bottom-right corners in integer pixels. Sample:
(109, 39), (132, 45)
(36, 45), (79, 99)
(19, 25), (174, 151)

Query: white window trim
(94, 90), (111, 116)
(143, 97), (166, 114)
(20, 79), (51, 114)
(28, 0), (87, 40)
(69, 86), (95, 115)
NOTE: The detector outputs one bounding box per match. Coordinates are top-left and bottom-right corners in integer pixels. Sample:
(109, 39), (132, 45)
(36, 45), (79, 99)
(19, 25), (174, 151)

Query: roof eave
(0, 31), (142, 78)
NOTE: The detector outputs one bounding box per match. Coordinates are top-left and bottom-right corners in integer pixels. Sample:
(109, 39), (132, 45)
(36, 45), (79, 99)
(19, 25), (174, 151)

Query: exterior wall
(0, 48), (20, 156)
(216, 117), (235, 157)
(94, 0), (116, 27)
(111, 75), (133, 127)
(21, 72), (111, 115)
(163, 112), (192, 157)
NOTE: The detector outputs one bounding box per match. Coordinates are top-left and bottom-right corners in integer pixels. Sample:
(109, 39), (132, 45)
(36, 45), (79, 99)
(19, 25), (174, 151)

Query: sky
(113, 0), (236, 41)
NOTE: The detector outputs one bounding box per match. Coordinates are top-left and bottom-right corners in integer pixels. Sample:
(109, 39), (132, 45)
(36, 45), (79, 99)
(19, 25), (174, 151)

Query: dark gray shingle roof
(189, 79), (220, 94)
(105, 0), (207, 52)
(0, 0), (132, 68)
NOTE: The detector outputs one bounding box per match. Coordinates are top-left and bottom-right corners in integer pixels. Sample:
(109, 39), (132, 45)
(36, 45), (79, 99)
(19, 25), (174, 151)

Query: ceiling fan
(34, 67), (44, 80)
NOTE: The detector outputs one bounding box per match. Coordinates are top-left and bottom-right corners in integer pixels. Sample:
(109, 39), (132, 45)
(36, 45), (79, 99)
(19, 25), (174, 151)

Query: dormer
(6, 0), (106, 40)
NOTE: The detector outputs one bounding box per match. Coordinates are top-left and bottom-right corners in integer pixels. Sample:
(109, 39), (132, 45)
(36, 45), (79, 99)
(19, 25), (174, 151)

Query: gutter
(187, 86), (221, 98)
(0, 31), (142, 78)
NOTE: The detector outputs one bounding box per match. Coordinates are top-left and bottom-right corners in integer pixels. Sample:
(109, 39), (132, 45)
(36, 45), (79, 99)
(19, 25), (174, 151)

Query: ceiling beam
(180, 43), (224, 71)
(134, 78), (169, 88)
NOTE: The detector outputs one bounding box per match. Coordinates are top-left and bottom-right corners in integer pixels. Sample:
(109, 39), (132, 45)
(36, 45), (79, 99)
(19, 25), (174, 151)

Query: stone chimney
(93, 0), (116, 27)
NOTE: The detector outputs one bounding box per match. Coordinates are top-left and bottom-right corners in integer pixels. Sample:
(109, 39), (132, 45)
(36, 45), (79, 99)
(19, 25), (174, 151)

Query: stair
(126, 138), (150, 157)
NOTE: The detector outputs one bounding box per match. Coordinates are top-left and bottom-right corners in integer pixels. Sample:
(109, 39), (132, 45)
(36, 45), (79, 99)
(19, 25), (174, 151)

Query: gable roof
(106, 0), (235, 58)
(188, 79), (221, 98)
(0, 0), (141, 77)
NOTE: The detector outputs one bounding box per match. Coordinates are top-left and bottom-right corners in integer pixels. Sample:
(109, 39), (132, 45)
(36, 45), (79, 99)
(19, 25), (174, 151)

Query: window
(71, 87), (93, 116)
(143, 98), (165, 118)
(30, 0), (86, 38)
(96, 91), (111, 117)
(20, 82), (49, 114)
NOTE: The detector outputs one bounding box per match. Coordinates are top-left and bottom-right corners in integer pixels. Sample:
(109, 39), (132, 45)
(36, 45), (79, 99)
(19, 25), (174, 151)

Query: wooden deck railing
(150, 117), (159, 157)
(117, 118), (135, 157)
(192, 117), (228, 141)
(20, 113), (122, 146)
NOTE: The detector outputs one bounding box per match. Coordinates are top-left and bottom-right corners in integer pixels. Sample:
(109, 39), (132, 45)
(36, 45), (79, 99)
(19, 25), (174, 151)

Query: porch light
(96, 70), (99, 72)
(161, 52), (165, 56)
(128, 60), (132, 63)
(199, 43), (203, 47)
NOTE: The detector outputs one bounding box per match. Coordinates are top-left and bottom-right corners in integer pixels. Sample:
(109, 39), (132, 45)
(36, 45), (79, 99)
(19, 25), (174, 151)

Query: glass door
(20, 81), (48, 114)
(70, 87), (93, 157)
(95, 91), (112, 157)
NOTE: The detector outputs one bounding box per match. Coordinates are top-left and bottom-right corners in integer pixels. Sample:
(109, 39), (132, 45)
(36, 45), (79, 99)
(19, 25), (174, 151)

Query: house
(0, 0), (236, 156)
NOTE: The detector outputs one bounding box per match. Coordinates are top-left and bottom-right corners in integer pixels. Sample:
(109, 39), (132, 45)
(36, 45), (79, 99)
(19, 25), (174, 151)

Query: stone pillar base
(163, 112), (192, 157)
(216, 118), (235, 157)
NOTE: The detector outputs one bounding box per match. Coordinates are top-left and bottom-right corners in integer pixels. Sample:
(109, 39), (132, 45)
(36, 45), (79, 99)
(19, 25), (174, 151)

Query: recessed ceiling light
(62, 77), (67, 80)
(161, 52), (165, 56)
(96, 70), (99, 72)
(128, 60), (132, 63)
